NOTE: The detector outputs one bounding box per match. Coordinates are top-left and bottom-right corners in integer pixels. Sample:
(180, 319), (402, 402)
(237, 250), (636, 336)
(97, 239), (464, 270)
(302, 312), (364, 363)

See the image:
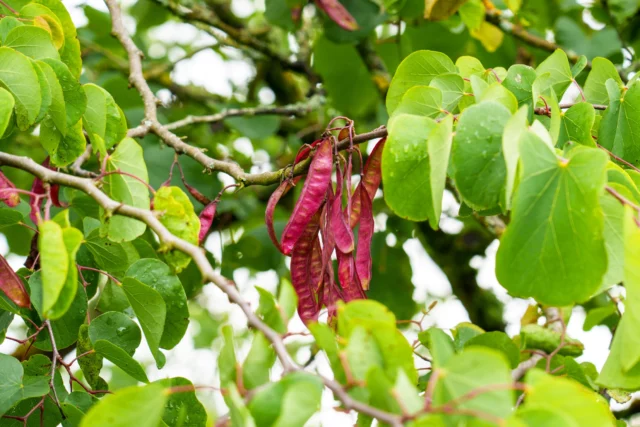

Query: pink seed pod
(198, 201), (217, 245)
(337, 250), (366, 301)
(314, 0), (359, 31)
(355, 182), (374, 290)
(290, 213), (322, 324)
(0, 254), (30, 308)
(266, 176), (301, 253)
(281, 138), (333, 255)
(349, 137), (386, 228)
(331, 164), (355, 254)
(0, 170), (19, 207)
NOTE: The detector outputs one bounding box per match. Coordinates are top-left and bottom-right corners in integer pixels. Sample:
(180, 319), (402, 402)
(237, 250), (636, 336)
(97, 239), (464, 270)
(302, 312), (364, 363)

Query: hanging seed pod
(290, 213), (322, 324)
(266, 176), (302, 253)
(355, 182), (375, 290)
(331, 164), (355, 253)
(349, 137), (386, 228)
(337, 250), (366, 301)
(314, 0), (359, 31)
(281, 138), (333, 255)
(0, 254), (30, 308)
(198, 201), (217, 245)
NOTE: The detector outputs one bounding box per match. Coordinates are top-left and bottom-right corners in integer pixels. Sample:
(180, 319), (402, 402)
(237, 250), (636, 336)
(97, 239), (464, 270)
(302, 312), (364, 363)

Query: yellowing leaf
(471, 21), (504, 53)
(38, 220), (68, 314)
(154, 186), (200, 273)
(424, 0), (468, 20)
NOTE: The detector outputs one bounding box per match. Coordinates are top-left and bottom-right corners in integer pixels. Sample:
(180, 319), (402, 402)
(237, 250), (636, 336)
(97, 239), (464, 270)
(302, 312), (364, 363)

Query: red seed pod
(314, 0), (359, 31)
(281, 138), (333, 255)
(0, 254), (30, 308)
(29, 158), (63, 223)
(319, 195), (335, 288)
(348, 138), (385, 228)
(337, 250), (366, 301)
(290, 213), (322, 324)
(294, 138), (323, 164)
(266, 176), (302, 253)
(355, 182), (374, 290)
(0, 170), (19, 207)
(331, 165), (355, 254)
(322, 261), (343, 321)
(184, 182), (211, 206)
(198, 201), (218, 245)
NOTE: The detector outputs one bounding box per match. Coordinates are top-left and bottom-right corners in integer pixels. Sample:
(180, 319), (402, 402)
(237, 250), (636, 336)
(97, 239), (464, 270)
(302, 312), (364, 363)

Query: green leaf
(393, 85), (443, 118)
(0, 87), (14, 138)
(83, 83), (127, 155)
(535, 49), (573, 98)
(312, 35), (378, 118)
(584, 57), (623, 105)
(219, 325), (237, 387)
(0, 17), (23, 43)
(45, 225), (83, 319)
(243, 331), (276, 390)
(557, 102), (596, 148)
(599, 79), (640, 166)
(0, 353), (50, 417)
(479, 83), (519, 113)
(89, 311), (141, 354)
(122, 277), (166, 369)
(153, 186), (199, 272)
(430, 73), (465, 112)
(503, 65), (537, 121)
(464, 331), (520, 368)
(36, 59), (66, 134)
(272, 374), (323, 427)
(452, 101), (511, 211)
(77, 325), (106, 390)
(27, 272), (87, 351)
(386, 50), (456, 115)
(600, 181), (634, 290)
(40, 115), (86, 167)
(496, 140), (608, 306)
(278, 278), (297, 325)
(0, 47), (41, 130)
(125, 259), (189, 350)
(40, 58), (86, 129)
(451, 322), (484, 350)
(31, 57), (52, 125)
(225, 384), (256, 427)
(154, 377), (207, 427)
(256, 286), (287, 334)
(433, 348), (514, 420)
(502, 106), (530, 210)
(93, 340), (149, 383)
(102, 138), (150, 242)
(599, 206), (640, 389)
(418, 328), (454, 368)
(38, 220), (68, 314)
(571, 55), (588, 78)
(383, 114), (452, 227)
(80, 384), (167, 427)
(4, 25), (59, 60)
(523, 369), (615, 426)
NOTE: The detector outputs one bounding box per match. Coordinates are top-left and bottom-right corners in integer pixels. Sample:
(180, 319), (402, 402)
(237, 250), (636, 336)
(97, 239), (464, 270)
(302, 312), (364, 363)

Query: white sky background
(0, 0), (632, 424)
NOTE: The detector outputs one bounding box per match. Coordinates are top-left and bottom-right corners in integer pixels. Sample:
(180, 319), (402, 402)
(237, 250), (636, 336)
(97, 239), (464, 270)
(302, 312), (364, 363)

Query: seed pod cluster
(266, 134), (386, 324)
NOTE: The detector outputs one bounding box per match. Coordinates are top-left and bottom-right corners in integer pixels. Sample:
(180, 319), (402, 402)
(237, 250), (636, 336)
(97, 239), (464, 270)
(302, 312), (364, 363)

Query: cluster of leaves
(2, 0), (640, 425)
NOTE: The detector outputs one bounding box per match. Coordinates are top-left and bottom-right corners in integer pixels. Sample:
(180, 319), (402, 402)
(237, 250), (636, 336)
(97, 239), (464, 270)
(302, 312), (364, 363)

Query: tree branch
(0, 149), (404, 426)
